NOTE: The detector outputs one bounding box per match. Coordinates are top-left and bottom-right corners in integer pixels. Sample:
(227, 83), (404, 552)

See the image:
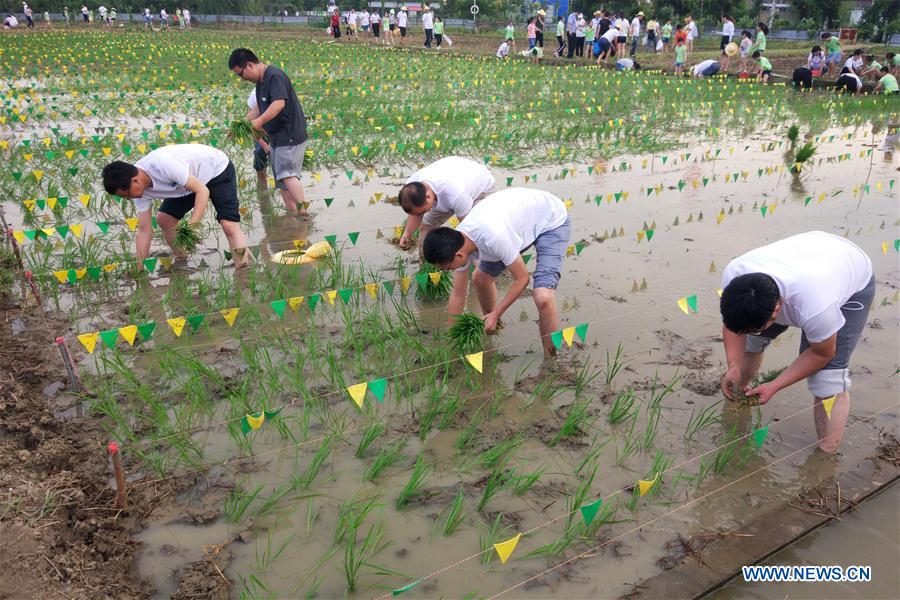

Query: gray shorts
(746, 275), (875, 397)
(422, 187), (495, 229)
(270, 141), (307, 190)
(478, 216), (571, 290)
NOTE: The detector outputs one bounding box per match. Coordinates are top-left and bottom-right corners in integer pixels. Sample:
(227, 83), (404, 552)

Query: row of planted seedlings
(79, 242), (771, 596)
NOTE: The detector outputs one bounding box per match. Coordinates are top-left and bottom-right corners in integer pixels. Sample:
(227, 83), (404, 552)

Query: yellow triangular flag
(465, 351), (483, 373)
(882, 242), (889, 256)
(677, 297), (690, 315)
(428, 272), (442, 285)
(448, 216), (460, 228)
(325, 290), (338, 305)
(12, 230), (26, 244)
(68, 224), (83, 238)
(638, 473), (659, 497)
(124, 217), (138, 231)
(77, 332), (99, 354)
(399, 277), (411, 294)
(118, 325), (138, 345)
(53, 270), (68, 284)
(493, 533), (521, 564)
(79, 194), (90, 207)
(365, 283), (378, 299)
(41, 227), (57, 237)
(102, 263), (118, 273)
(288, 296), (304, 312)
(246, 412), (265, 430)
(167, 317), (186, 337)
(562, 326), (576, 347)
(47, 197), (57, 210)
(821, 395), (836, 419)
(220, 308), (239, 327)
(347, 382), (368, 407)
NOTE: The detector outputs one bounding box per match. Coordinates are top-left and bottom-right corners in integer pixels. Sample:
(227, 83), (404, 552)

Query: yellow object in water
(304, 240), (332, 258)
(270, 240), (332, 264)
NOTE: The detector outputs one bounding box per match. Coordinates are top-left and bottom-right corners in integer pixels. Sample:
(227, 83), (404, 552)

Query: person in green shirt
(822, 32), (843, 73)
(887, 52), (900, 77)
(753, 51), (772, 83)
(861, 55), (883, 80)
(584, 16), (596, 62)
(874, 67), (899, 95)
(749, 22), (768, 54)
(554, 16), (565, 57)
(434, 17), (444, 48)
(661, 20), (673, 53)
(505, 21), (514, 41)
(674, 39), (687, 75)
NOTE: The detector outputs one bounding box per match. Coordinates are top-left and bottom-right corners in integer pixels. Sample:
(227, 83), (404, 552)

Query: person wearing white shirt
(370, 10), (380, 40)
(98, 5), (107, 27)
(160, 8), (168, 30)
(497, 38), (513, 58)
(629, 12), (643, 57)
(182, 8), (190, 30)
(596, 25), (617, 63)
(686, 16), (698, 52)
(422, 7), (434, 48)
(720, 15), (735, 71)
(359, 9), (370, 32)
(574, 13), (586, 57)
(843, 49), (864, 75)
(3, 14), (19, 27)
(423, 188), (571, 356)
(143, 7), (151, 28)
(102, 144), (249, 267)
(347, 9), (357, 38)
(720, 231), (875, 453)
(614, 13), (627, 57)
(397, 6), (407, 42)
(692, 59), (721, 77)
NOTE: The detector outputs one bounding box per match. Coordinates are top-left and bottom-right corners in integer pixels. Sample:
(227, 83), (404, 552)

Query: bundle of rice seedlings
(228, 118), (260, 147)
(787, 124), (800, 145)
(447, 312), (485, 354)
(415, 262), (453, 302)
(173, 221), (202, 252)
(790, 142), (816, 172)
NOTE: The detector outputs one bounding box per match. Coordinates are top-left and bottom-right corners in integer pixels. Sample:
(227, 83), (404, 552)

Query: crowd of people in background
(326, 5), (450, 49)
(3, 4), (194, 30)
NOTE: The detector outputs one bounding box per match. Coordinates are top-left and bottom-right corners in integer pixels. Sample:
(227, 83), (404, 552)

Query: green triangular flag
(415, 272), (429, 290)
(240, 416), (251, 436)
(382, 281), (395, 295)
(11, 172), (22, 181)
(686, 294), (698, 313)
(249, 245), (261, 259)
(574, 323), (589, 343)
(270, 299), (287, 318)
(307, 294), (320, 311)
(324, 197), (334, 207)
(87, 266), (102, 281)
(36, 199), (47, 210)
(506, 176), (513, 186)
(137, 322), (157, 340)
(58, 197), (68, 208)
(392, 580), (421, 596)
(345, 170), (354, 180)
(645, 229), (654, 241)
(760, 205), (768, 217)
(23, 230), (37, 240)
(580, 498), (603, 526)
(550, 330), (563, 350)
(337, 288), (354, 304)
(804, 196), (812, 207)
(264, 407), (284, 419)
(224, 249), (232, 261)
(186, 314), (205, 332)
(702, 177), (710, 187)
(96, 221), (110, 234)
(142, 257), (158, 272)
(894, 239), (899, 253)
(66, 269), (78, 284)
(99, 329), (119, 349)
(575, 242), (586, 255)
(523, 253), (532, 265)
(348, 232), (360, 245)
(752, 425), (769, 448)
(678, 180), (686, 191)
(324, 234), (337, 247)
(368, 378), (388, 403)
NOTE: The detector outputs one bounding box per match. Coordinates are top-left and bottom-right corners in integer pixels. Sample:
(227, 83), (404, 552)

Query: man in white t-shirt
(719, 231), (875, 453)
(497, 38), (513, 58)
(397, 6), (407, 41)
(629, 12), (643, 57)
(102, 144), (249, 267)
(160, 8), (168, 30)
(423, 188), (571, 356)
(421, 7), (434, 48)
(692, 59), (721, 77)
(98, 5), (107, 26)
(182, 8), (191, 30)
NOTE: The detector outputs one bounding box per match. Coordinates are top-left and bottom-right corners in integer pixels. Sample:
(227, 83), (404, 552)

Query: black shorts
(389, 23), (395, 31)
(372, 23), (380, 36)
(836, 75), (858, 92)
(720, 35), (730, 50)
(158, 162), (240, 223)
(761, 69), (771, 76)
(400, 26), (406, 37)
(617, 35), (626, 44)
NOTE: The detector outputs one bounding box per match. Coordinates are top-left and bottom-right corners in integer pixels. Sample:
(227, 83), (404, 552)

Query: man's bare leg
(533, 287), (559, 356)
(471, 268), (497, 314)
(814, 391), (850, 453)
(740, 351), (764, 386)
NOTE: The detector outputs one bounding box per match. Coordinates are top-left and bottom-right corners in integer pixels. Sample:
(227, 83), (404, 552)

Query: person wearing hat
(535, 10), (545, 48)
(630, 12), (644, 57)
(397, 6), (407, 43)
(386, 8), (396, 45)
(720, 15), (735, 72)
(421, 5), (433, 48)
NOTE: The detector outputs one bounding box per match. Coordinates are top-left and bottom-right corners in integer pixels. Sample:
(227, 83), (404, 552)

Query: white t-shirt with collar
(688, 21), (698, 39)
(457, 188), (568, 268)
(422, 11), (433, 29)
(693, 59), (717, 76)
(602, 27), (618, 43)
(406, 156), (495, 220)
(721, 231), (873, 343)
(132, 144), (229, 212)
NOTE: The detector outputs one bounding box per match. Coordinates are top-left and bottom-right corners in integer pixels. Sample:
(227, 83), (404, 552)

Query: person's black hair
(632, 60), (641, 70)
(423, 228), (465, 265)
(821, 32), (831, 39)
(102, 161), (138, 194)
(742, 30), (751, 38)
(227, 48), (260, 70)
(888, 52), (896, 59)
(811, 45), (821, 53)
(720, 273), (780, 333)
(852, 48), (863, 56)
(723, 14), (733, 21)
(882, 65), (890, 73)
(752, 50), (761, 58)
(757, 22), (768, 34)
(676, 23), (682, 30)
(398, 182), (427, 213)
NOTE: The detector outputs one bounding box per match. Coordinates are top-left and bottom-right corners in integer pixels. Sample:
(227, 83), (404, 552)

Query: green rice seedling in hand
(173, 221), (202, 253)
(229, 118), (262, 147)
(415, 262), (453, 302)
(447, 312), (485, 354)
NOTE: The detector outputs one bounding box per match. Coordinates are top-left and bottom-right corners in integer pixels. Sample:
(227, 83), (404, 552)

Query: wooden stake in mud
(3, 226), (26, 272)
(108, 441), (127, 508)
(24, 270), (43, 309)
(55, 336), (85, 394)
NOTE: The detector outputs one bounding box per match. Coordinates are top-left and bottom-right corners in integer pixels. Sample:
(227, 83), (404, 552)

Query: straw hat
(637, 11), (644, 17)
(400, 6), (407, 11)
(593, 10), (601, 16)
(537, 10), (545, 15)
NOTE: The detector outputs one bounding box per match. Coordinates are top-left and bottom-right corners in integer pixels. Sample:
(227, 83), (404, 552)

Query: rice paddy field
(1, 29), (899, 600)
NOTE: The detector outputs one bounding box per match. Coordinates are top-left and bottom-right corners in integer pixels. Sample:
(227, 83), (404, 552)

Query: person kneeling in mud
(423, 188), (570, 356)
(719, 231), (875, 453)
(102, 143), (249, 267)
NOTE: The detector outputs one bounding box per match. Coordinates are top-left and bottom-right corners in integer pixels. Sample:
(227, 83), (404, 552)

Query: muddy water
(113, 128), (900, 598)
(708, 481), (900, 600)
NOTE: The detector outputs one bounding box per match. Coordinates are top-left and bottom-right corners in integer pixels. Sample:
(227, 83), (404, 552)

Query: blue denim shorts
(478, 216), (571, 289)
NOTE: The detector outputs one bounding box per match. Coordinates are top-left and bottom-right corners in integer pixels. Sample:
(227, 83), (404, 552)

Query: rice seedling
(791, 141), (817, 172)
(229, 118), (262, 147)
(521, 523), (579, 559)
(291, 435), (334, 491)
(566, 464), (598, 529)
(573, 355), (603, 396)
(446, 312), (485, 354)
(684, 399), (724, 440)
(455, 415), (481, 450)
(478, 434), (524, 470)
(238, 573), (272, 600)
(355, 422), (385, 458)
(549, 398), (593, 447)
(615, 416), (640, 466)
(478, 467), (510, 512)
(608, 388), (637, 424)
(712, 426), (741, 474)
(576, 435), (610, 477)
(787, 124), (800, 145)
(602, 342), (625, 386)
(254, 529), (295, 573)
(414, 262), (453, 302)
(479, 512), (512, 564)
(173, 221), (202, 253)
(441, 486), (466, 536)
(224, 482), (265, 523)
(364, 439), (406, 482)
(396, 453), (433, 509)
(511, 464), (546, 496)
(342, 514), (404, 593)
(334, 493), (381, 545)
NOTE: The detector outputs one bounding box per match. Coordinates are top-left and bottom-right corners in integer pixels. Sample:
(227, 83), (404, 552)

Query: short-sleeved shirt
(693, 59), (717, 75)
(398, 12), (407, 27)
(661, 24), (672, 38)
(602, 28), (618, 43)
(406, 157), (495, 220)
(868, 61), (882, 71)
(132, 144), (229, 212)
(688, 22), (698, 39)
(757, 56), (772, 71)
(754, 31), (766, 51)
(497, 42), (510, 58)
(675, 45), (686, 62)
(255, 65), (308, 148)
(893, 55), (900, 66)
(674, 30), (688, 44)
(630, 18), (640, 36)
(824, 38), (840, 53)
(880, 74), (899, 93)
(527, 23), (536, 38)
(457, 188), (568, 269)
(505, 25), (514, 38)
(722, 231), (873, 343)
(556, 20), (564, 36)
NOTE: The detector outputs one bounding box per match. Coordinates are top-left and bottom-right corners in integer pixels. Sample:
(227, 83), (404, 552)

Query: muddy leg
(533, 287), (559, 357)
(740, 351), (764, 387)
(814, 391), (850, 453)
(471, 268), (497, 315)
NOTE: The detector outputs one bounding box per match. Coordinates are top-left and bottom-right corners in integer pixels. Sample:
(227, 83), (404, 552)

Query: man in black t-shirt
(229, 48), (309, 216)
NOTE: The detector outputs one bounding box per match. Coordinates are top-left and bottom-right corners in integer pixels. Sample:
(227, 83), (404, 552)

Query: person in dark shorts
(719, 231), (875, 453)
(229, 48), (310, 217)
(792, 66), (813, 89)
(835, 67), (862, 95)
(102, 144), (249, 267)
